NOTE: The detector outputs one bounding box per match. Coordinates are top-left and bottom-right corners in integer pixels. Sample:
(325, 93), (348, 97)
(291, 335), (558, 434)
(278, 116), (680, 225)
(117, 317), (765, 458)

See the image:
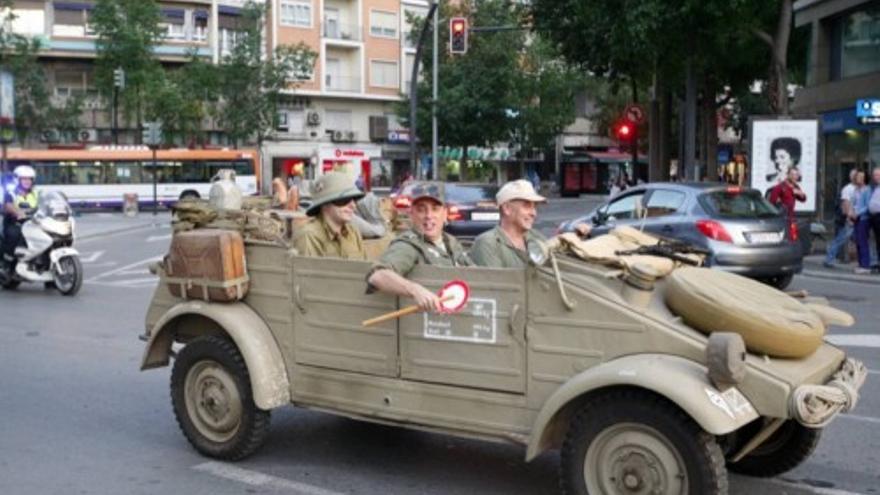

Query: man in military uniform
(367, 181), (471, 312)
(471, 180), (593, 268)
(293, 171), (367, 260)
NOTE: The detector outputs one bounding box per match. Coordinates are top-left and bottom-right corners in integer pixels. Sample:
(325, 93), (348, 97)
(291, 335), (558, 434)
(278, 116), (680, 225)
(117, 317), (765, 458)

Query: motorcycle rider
(2, 165), (39, 267)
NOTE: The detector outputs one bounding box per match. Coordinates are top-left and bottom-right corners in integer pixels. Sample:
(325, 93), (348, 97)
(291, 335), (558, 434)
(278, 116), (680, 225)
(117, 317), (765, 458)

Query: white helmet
(13, 165), (36, 180)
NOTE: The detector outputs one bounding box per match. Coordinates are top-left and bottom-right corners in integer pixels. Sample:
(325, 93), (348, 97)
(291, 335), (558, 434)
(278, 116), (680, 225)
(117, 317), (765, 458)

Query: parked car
(557, 182), (804, 289)
(393, 182), (499, 238)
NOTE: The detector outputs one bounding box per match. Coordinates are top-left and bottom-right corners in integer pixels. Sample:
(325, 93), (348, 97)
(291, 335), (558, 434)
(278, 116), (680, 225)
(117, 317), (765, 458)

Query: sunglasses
(331, 197), (355, 207)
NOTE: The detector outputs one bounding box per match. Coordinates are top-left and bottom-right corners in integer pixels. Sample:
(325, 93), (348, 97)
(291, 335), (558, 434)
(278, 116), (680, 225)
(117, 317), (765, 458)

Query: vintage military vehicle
(140, 227), (866, 495)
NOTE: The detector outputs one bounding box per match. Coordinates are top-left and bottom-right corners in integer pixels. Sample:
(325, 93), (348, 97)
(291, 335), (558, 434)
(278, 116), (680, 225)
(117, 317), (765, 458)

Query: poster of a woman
(749, 118), (818, 212)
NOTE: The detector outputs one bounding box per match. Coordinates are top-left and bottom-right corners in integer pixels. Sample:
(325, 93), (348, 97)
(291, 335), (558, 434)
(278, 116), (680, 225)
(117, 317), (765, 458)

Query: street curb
(801, 268), (880, 285)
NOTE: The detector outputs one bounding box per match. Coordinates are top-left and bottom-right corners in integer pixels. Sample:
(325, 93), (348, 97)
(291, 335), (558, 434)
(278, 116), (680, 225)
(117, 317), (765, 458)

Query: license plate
(472, 212), (500, 221)
(748, 231), (782, 244)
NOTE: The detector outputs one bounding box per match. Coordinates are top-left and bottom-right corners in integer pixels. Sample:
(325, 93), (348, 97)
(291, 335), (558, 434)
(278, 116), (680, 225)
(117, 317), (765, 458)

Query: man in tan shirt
(293, 171), (367, 260)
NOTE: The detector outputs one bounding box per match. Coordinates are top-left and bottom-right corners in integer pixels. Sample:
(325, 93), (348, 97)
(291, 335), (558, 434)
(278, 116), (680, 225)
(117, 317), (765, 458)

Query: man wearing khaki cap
(470, 179), (551, 268)
(293, 171), (367, 260)
(367, 181), (472, 312)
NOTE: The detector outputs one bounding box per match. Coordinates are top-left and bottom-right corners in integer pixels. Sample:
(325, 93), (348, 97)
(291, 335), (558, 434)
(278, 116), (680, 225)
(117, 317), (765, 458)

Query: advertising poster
(749, 118), (819, 212)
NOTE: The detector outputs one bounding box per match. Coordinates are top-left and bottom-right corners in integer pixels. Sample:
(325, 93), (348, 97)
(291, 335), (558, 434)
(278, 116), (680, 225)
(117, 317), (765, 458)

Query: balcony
(322, 21), (361, 42)
(325, 74), (360, 93)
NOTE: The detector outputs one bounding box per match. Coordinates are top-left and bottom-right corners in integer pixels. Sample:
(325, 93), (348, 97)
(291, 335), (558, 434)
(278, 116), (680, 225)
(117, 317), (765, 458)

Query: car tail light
(725, 186), (742, 195)
(447, 205), (463, 221)
(696, 219), (733, 243)
(789, 220), (799, 242)
(393, 196), (411, 209)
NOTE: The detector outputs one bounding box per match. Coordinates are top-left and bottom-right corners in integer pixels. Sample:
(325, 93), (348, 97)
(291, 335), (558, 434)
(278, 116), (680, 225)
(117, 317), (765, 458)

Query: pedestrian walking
(823, 168), (858, 268)
(868, 167), (880, 270)
(851, 170), (872, 274)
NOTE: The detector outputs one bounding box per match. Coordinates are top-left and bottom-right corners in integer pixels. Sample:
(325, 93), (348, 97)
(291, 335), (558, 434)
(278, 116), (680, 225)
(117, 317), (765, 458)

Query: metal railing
(322, 21), (361, 42)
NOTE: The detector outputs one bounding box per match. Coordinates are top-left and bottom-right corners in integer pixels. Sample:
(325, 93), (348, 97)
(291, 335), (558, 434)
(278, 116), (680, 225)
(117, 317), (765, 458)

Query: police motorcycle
(0, 189), (83, 296)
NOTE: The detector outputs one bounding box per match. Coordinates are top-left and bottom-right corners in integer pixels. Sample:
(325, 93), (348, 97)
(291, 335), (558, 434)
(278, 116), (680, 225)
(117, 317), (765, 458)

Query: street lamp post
(409, 2), (439, 180)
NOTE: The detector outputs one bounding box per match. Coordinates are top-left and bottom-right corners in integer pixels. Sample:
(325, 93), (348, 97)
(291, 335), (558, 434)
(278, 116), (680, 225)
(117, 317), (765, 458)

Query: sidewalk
(75, 212), (171, 241)
(801, 254), (880, 284)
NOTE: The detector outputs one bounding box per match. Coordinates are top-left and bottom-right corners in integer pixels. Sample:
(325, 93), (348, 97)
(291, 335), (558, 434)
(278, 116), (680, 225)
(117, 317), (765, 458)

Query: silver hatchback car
(558, 182), (804, 289)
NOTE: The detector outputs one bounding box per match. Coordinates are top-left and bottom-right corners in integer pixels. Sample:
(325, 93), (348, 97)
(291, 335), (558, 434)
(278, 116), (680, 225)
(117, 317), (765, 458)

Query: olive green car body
(141, 240), (850, 462)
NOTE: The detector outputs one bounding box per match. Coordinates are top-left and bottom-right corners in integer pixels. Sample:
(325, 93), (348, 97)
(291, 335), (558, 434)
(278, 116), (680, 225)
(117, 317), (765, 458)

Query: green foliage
(144, 54), (219, 146)
(398, 0), (580, 158)
(0, 0), (83, 142)
(213, 1), (316, 147)
(91, 0), (164, 125)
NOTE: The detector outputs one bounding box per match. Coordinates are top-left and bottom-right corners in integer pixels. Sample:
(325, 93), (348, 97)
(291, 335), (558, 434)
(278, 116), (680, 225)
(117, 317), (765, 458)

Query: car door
(291, 256), (399, 377)
(593, 190), (648, 235)
(398, 265), (527, 394)
(640, 188), (689, 239)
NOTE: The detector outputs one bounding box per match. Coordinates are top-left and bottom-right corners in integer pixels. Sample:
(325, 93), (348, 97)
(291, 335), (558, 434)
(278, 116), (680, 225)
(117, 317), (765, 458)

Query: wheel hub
(609, 450), (663, 493)
(185, 360), (243, 443)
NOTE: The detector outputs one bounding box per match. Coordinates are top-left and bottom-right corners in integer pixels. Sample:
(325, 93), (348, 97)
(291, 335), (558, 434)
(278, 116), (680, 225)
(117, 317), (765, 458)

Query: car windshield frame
(698, 189), (780, 219)
(445, 184), (499, 204)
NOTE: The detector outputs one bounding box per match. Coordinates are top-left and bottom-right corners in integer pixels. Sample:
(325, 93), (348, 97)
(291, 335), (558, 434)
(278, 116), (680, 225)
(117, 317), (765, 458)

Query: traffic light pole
(409, 2), (438, 180)
(431, 6), (439, 181)
(152, 147), (158, 216)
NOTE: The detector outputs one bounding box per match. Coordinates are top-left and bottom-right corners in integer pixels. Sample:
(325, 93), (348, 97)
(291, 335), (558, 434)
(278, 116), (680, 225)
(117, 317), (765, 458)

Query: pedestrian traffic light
(450, 17), (468, 54)
(113, 68), (125, 89)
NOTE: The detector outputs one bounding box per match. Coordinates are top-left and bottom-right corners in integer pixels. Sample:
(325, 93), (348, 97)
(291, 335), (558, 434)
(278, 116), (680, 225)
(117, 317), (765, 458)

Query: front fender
(140, 301), (290, 410)
(525, 354), (759, 461)
(49, 247), (79, 266)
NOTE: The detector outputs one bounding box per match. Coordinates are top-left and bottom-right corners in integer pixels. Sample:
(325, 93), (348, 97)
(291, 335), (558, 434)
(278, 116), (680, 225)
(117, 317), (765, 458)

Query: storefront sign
(856, 99), (880, 125)
(387, 130), (410, 144)
(334, 148), (365, 158)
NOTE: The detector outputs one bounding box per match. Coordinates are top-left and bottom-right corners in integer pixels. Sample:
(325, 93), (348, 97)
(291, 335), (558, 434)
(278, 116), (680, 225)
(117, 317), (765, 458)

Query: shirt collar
(319, 214), (349, 241)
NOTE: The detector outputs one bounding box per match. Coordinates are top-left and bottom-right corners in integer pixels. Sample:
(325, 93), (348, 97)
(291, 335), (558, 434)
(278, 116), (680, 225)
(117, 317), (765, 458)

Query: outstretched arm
(368, 269), (441, 312)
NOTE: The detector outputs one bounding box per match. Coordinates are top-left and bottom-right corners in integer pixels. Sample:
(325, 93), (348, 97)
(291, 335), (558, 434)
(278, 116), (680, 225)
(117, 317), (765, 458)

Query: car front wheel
(727, 420), (821, 477)
(170, 335), (270, 460)
(560, 390), (727, 495)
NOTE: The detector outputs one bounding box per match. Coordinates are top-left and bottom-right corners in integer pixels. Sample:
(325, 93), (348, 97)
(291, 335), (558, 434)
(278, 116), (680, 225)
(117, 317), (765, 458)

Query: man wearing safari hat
(293, 171), (367, 260)
(471, 179), (592, 268)
(367, 181), (472, 312)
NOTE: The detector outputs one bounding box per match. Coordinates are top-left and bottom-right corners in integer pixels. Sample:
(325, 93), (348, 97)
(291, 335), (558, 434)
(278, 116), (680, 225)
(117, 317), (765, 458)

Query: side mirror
(526, 238), (549, 266)
(593, 211), (607, 226)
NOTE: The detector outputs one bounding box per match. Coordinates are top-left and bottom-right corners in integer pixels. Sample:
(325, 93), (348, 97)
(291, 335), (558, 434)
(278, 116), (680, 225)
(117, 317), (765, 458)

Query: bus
(6, 147), (261, 209)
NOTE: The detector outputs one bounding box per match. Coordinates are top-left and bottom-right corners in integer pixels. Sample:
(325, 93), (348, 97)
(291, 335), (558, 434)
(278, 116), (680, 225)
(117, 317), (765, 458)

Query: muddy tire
(727, 421), (820, 478)
(170, 335), (270, 460)
(560, 390), (727, 495)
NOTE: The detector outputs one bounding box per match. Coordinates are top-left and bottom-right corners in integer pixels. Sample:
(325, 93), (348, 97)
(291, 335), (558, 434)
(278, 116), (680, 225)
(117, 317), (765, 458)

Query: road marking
(824, 334), (880, 348)
(147, 233), (172, 242)
(770, 479), (867, 495)
(868, 369), (880, 376)
(79, 250), (105, 263)
(840, 413), (880, 425)
(193, 462), (347, 495)
(85, 255), (162, 283)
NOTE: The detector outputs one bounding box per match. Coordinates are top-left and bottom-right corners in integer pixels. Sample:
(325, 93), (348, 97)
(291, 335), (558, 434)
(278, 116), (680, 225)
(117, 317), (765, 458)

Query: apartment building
(265, 0), (429, 190)
(6, 0), (429, 190)
(5, 0), (257, 145)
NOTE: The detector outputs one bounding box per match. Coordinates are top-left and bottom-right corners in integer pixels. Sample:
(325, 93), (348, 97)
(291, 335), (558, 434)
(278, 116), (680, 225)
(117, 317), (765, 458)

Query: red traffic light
(452, 19), (466, 33)
(617, 124), (631, 137)
(615, 122), (634, 141)
(450, 17), (468, 54)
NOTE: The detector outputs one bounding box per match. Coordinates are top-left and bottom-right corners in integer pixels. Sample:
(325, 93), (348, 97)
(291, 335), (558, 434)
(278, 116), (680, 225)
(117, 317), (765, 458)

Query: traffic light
(450, 17), (468, 54)
(615, 121), (633, 142)
(142, 121), (162, 147)
(113, 68), (125, 89)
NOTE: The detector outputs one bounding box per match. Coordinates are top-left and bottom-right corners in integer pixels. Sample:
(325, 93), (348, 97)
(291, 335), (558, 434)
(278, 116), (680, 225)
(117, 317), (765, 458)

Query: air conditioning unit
(306, 111), (321, 126)
(84, 99), (103, 111)
(369, 116), (388, 141)
(40, 129), (60, 143)
(331, 130), (345, 142)
(345, 130), (356, 142)
(79, 129), (98, 142)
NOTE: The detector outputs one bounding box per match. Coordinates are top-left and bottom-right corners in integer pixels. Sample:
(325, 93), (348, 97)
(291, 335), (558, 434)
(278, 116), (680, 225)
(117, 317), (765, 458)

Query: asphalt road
(1, 207), (878, 495)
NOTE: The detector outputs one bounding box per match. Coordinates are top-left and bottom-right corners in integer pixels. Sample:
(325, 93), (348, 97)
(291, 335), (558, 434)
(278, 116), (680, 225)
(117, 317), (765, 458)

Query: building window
(370, 10), (397, 39)
(402, 6), (427, 48)
(54, 69), (90, 97)
(838, 5), (880, 79)
(288, 110), (305, 133)
(192, 10), (208, 41)
(160, 9), (186, 40)
(5, 1), (45, 36)
(52, 3), (94, 37)
(370, 60), (399, 88)
(325, 109), (352, 131)
(280, 0), (311, 28)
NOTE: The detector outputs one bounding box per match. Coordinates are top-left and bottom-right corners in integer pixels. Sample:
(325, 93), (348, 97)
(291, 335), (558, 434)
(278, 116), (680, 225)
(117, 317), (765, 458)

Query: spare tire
(665, 267), (824, 358)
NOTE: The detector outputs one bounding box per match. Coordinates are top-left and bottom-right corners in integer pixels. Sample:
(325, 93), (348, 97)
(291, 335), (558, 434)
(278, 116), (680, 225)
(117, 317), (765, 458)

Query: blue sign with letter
(856, 99), (880, 124)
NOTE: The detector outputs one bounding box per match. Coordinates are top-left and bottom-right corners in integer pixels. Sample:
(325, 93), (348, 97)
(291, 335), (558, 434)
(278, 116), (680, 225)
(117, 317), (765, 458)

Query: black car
(557, 182), (805, 289)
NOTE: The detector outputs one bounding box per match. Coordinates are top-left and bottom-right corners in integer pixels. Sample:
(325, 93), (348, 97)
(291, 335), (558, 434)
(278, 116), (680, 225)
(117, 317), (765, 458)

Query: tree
(145, 54), (220, 146)
(91, 0), (164, 138)
(214, 1), (316, 148)
(399, 0), (580, 177)
(0, 1), (83, 145)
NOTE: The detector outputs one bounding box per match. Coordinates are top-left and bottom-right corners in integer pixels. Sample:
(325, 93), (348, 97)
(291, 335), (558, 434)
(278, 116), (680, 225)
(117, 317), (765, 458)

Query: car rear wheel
(761, 273), (794, 290)
(560, 390), (727, 495)
(170, 335), (270, 460)
(727, 420), (821, 478)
